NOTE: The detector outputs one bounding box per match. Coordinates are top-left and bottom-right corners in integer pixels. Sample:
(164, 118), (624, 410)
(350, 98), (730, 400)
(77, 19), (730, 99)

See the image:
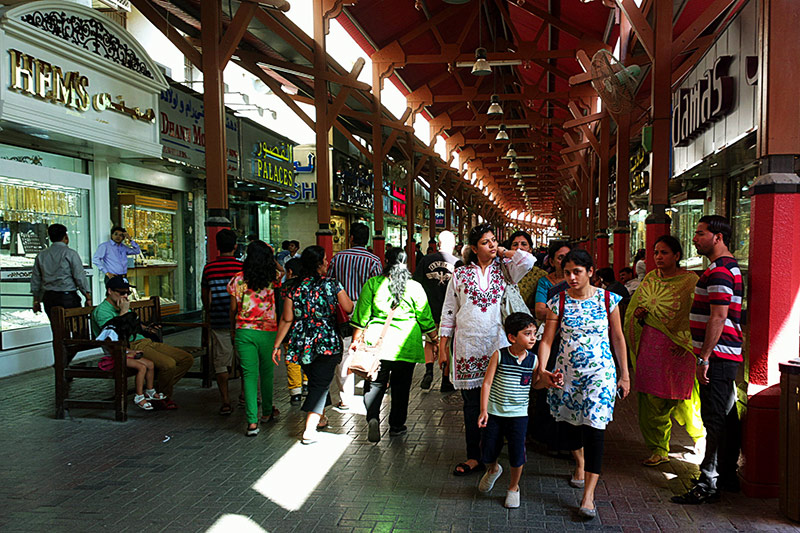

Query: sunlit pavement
(0, 350), (797, 532)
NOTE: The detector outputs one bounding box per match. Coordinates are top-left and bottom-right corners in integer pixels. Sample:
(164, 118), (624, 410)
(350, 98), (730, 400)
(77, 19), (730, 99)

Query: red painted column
(741, 0), (800, 499)
(645, 0), (672, 272)
(596, 234), (609, 269)
(613, 229), (629, 276)
(313, 0), (333, 260)
(614, 113), (631, 276)
(741, 159), (800, 498)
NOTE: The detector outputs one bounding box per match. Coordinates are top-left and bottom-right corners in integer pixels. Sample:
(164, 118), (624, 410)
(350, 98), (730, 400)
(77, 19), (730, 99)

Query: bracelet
(696, 358), (710, 367)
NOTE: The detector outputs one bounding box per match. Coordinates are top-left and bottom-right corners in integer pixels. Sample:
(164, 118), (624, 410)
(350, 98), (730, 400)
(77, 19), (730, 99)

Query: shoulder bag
(499, 259), (529, 323)
(347, 306), (398, 381)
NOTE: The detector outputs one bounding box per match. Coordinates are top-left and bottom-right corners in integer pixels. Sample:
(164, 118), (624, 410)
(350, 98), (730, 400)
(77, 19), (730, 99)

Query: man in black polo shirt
(413, 230), (458, 391)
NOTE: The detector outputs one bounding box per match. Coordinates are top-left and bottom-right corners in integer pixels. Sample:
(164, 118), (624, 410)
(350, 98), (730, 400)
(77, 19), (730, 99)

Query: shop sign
(288, 180), (316, 202)
(159, 86), (239, 174)
(672, 56), (734, 148)
(240, 119), (294, 190)
(435, 208), (445, 227)
(629, 146), (650, 196)
(390, 186), (407, 218)
(0, 2), (167, 158)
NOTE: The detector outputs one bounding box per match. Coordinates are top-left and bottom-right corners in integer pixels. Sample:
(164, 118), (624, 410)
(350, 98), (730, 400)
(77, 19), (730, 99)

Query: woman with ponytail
(350, 248), (437, 443)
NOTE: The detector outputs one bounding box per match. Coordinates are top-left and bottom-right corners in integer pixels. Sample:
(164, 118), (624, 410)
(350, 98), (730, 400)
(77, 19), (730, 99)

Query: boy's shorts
(481, 414), (528, 468)
(210, 329), (235, 374)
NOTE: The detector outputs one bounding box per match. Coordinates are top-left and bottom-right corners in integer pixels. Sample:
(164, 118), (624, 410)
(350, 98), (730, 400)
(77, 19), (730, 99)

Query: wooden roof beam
(617, 0), (655, 63)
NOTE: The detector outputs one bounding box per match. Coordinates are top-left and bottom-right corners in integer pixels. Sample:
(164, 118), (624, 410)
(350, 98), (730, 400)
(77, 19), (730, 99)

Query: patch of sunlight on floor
(252, 432), (352, 511)
(662, 472), (678, 480)
(207, 514), (268, 533)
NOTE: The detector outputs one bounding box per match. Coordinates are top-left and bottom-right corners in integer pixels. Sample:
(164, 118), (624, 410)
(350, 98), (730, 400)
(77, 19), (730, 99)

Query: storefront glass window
(0, 176), (90, 337)
(629, 209), (648, 263)
(672, 198), (706, 270)
(730, 174), (755, 272)
(119, 194), (179, 312)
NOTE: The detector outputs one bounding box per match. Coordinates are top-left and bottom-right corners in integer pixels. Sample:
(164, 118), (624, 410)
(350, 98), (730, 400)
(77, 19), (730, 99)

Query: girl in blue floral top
(537, 249), (630, 520)
(272, 246), (353, 444)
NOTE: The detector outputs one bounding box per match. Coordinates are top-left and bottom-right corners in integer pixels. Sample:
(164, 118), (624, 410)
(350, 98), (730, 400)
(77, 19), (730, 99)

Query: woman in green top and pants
(350, 248), (438, 443)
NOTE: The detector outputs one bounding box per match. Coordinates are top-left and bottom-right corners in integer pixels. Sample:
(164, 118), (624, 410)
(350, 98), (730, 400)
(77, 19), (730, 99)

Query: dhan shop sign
(240, 120), (295, 192)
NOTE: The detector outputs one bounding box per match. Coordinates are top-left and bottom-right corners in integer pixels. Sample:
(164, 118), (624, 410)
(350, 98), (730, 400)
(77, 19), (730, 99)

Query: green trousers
(235, 329), (276, 424)
(638, 382), (705, 457)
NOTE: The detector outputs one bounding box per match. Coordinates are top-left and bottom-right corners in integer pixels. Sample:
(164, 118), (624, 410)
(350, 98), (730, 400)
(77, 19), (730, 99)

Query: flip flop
(219, 403), (233, 416)
(453, 462), (485, 477)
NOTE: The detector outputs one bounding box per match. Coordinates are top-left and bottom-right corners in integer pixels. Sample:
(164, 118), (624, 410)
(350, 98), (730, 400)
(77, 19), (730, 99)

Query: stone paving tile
(0, 342), (798, 533)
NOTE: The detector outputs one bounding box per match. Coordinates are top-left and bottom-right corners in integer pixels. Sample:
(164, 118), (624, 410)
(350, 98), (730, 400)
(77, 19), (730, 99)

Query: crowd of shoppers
(34, 212), (747, 516)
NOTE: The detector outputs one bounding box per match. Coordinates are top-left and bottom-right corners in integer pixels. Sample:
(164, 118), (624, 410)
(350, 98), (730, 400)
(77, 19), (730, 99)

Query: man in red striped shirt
(201, 229), (242, 416)
(327, 222), (382, 408)
(673, 215), (742, 505)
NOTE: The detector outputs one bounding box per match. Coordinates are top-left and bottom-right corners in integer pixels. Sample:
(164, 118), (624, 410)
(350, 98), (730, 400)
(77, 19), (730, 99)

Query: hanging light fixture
(472, 47), (491, 76)
(506, 144), (517, 158)
(487, 94), (503, 116)
(513, 171), (522, 181)
(495, 125), (509, 141)
(508, 159), (519, 171)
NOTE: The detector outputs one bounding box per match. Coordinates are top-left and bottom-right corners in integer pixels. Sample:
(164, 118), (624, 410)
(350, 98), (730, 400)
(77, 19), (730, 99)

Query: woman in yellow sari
(624, 235), (704, 466)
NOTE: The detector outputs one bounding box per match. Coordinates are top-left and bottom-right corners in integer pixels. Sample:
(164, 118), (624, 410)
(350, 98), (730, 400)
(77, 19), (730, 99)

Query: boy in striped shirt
(478, 312), (562, 508)
(673, 215), (743, 505)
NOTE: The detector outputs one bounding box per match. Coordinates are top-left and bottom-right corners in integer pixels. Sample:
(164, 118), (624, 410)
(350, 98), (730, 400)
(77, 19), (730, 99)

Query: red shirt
(689, 256), (743, 362)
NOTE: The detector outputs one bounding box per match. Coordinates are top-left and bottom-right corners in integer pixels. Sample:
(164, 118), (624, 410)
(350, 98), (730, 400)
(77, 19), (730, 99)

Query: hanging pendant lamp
(508, 159), (519, 171)
(495, 125), (509, 141)
(472, 47), (491, 76)
(487, 94), (503, 116)
(506, 144), (517, 158)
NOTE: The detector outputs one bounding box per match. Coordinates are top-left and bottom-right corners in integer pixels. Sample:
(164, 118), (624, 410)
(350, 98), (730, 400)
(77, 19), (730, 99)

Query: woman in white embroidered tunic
(439, 223), (535, 476)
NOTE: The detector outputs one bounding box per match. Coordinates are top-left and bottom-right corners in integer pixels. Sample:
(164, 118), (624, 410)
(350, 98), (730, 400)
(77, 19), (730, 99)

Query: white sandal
(134, 394), (153, 410)
(145, 389), (166, 401)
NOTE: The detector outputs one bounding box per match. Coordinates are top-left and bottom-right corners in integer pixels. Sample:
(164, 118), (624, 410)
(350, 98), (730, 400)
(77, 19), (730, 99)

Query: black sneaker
(290, 394), (302, 405)
(389, 425), (408, 436)
(671, 484), (720, 504)
(420, 371), (433, 390)
(440, 378), (455, 392)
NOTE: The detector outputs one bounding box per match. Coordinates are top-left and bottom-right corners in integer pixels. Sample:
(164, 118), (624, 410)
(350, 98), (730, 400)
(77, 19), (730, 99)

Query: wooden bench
(52, 296), (211, 421)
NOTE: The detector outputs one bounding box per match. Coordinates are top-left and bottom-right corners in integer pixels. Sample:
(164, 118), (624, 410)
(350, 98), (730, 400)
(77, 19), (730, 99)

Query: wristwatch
(696, 358), (710, 367)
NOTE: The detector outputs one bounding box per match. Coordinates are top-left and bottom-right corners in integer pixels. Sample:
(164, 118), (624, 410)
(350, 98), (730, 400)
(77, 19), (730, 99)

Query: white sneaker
(478, 465), (503, 493)
(504, 489), (520, 509)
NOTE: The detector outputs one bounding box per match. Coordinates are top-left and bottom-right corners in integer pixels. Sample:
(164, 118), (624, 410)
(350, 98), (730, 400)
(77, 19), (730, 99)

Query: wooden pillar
(645, 0), (673, 271)
(371, 65), (385, 263)
(444, 175), (453, 232)
(613, 114), (631, 276)
(596, 114), (611, 268)
(458, 187), (465, 243)
(741, 0), (800, 500)
(428, 166), (437, 244)
(201, 0), (229, 260)
(587, 154), (597, 258)
(405, 132), (416, 272)
(313, 0), (332, 258)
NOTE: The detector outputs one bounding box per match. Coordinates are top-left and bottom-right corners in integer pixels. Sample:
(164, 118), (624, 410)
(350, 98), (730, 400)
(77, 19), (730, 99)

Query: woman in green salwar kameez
(624, 235), (705, 466)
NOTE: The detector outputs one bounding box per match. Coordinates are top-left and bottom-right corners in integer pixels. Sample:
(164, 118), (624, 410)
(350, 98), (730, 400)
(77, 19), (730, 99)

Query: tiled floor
(0, 336), (797, 532)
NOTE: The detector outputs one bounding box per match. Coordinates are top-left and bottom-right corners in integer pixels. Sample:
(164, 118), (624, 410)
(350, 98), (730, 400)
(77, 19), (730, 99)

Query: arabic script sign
(240, 120), (295, 191)
(159, 85), (239, 173)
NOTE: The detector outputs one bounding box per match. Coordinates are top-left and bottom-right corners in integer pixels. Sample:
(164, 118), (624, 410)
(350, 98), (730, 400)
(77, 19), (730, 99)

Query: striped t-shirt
(689, 256), (743, 362)
(487, 347), (538, 417)
(327, 246), (382, 302)
(201, 257), (243, 329)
